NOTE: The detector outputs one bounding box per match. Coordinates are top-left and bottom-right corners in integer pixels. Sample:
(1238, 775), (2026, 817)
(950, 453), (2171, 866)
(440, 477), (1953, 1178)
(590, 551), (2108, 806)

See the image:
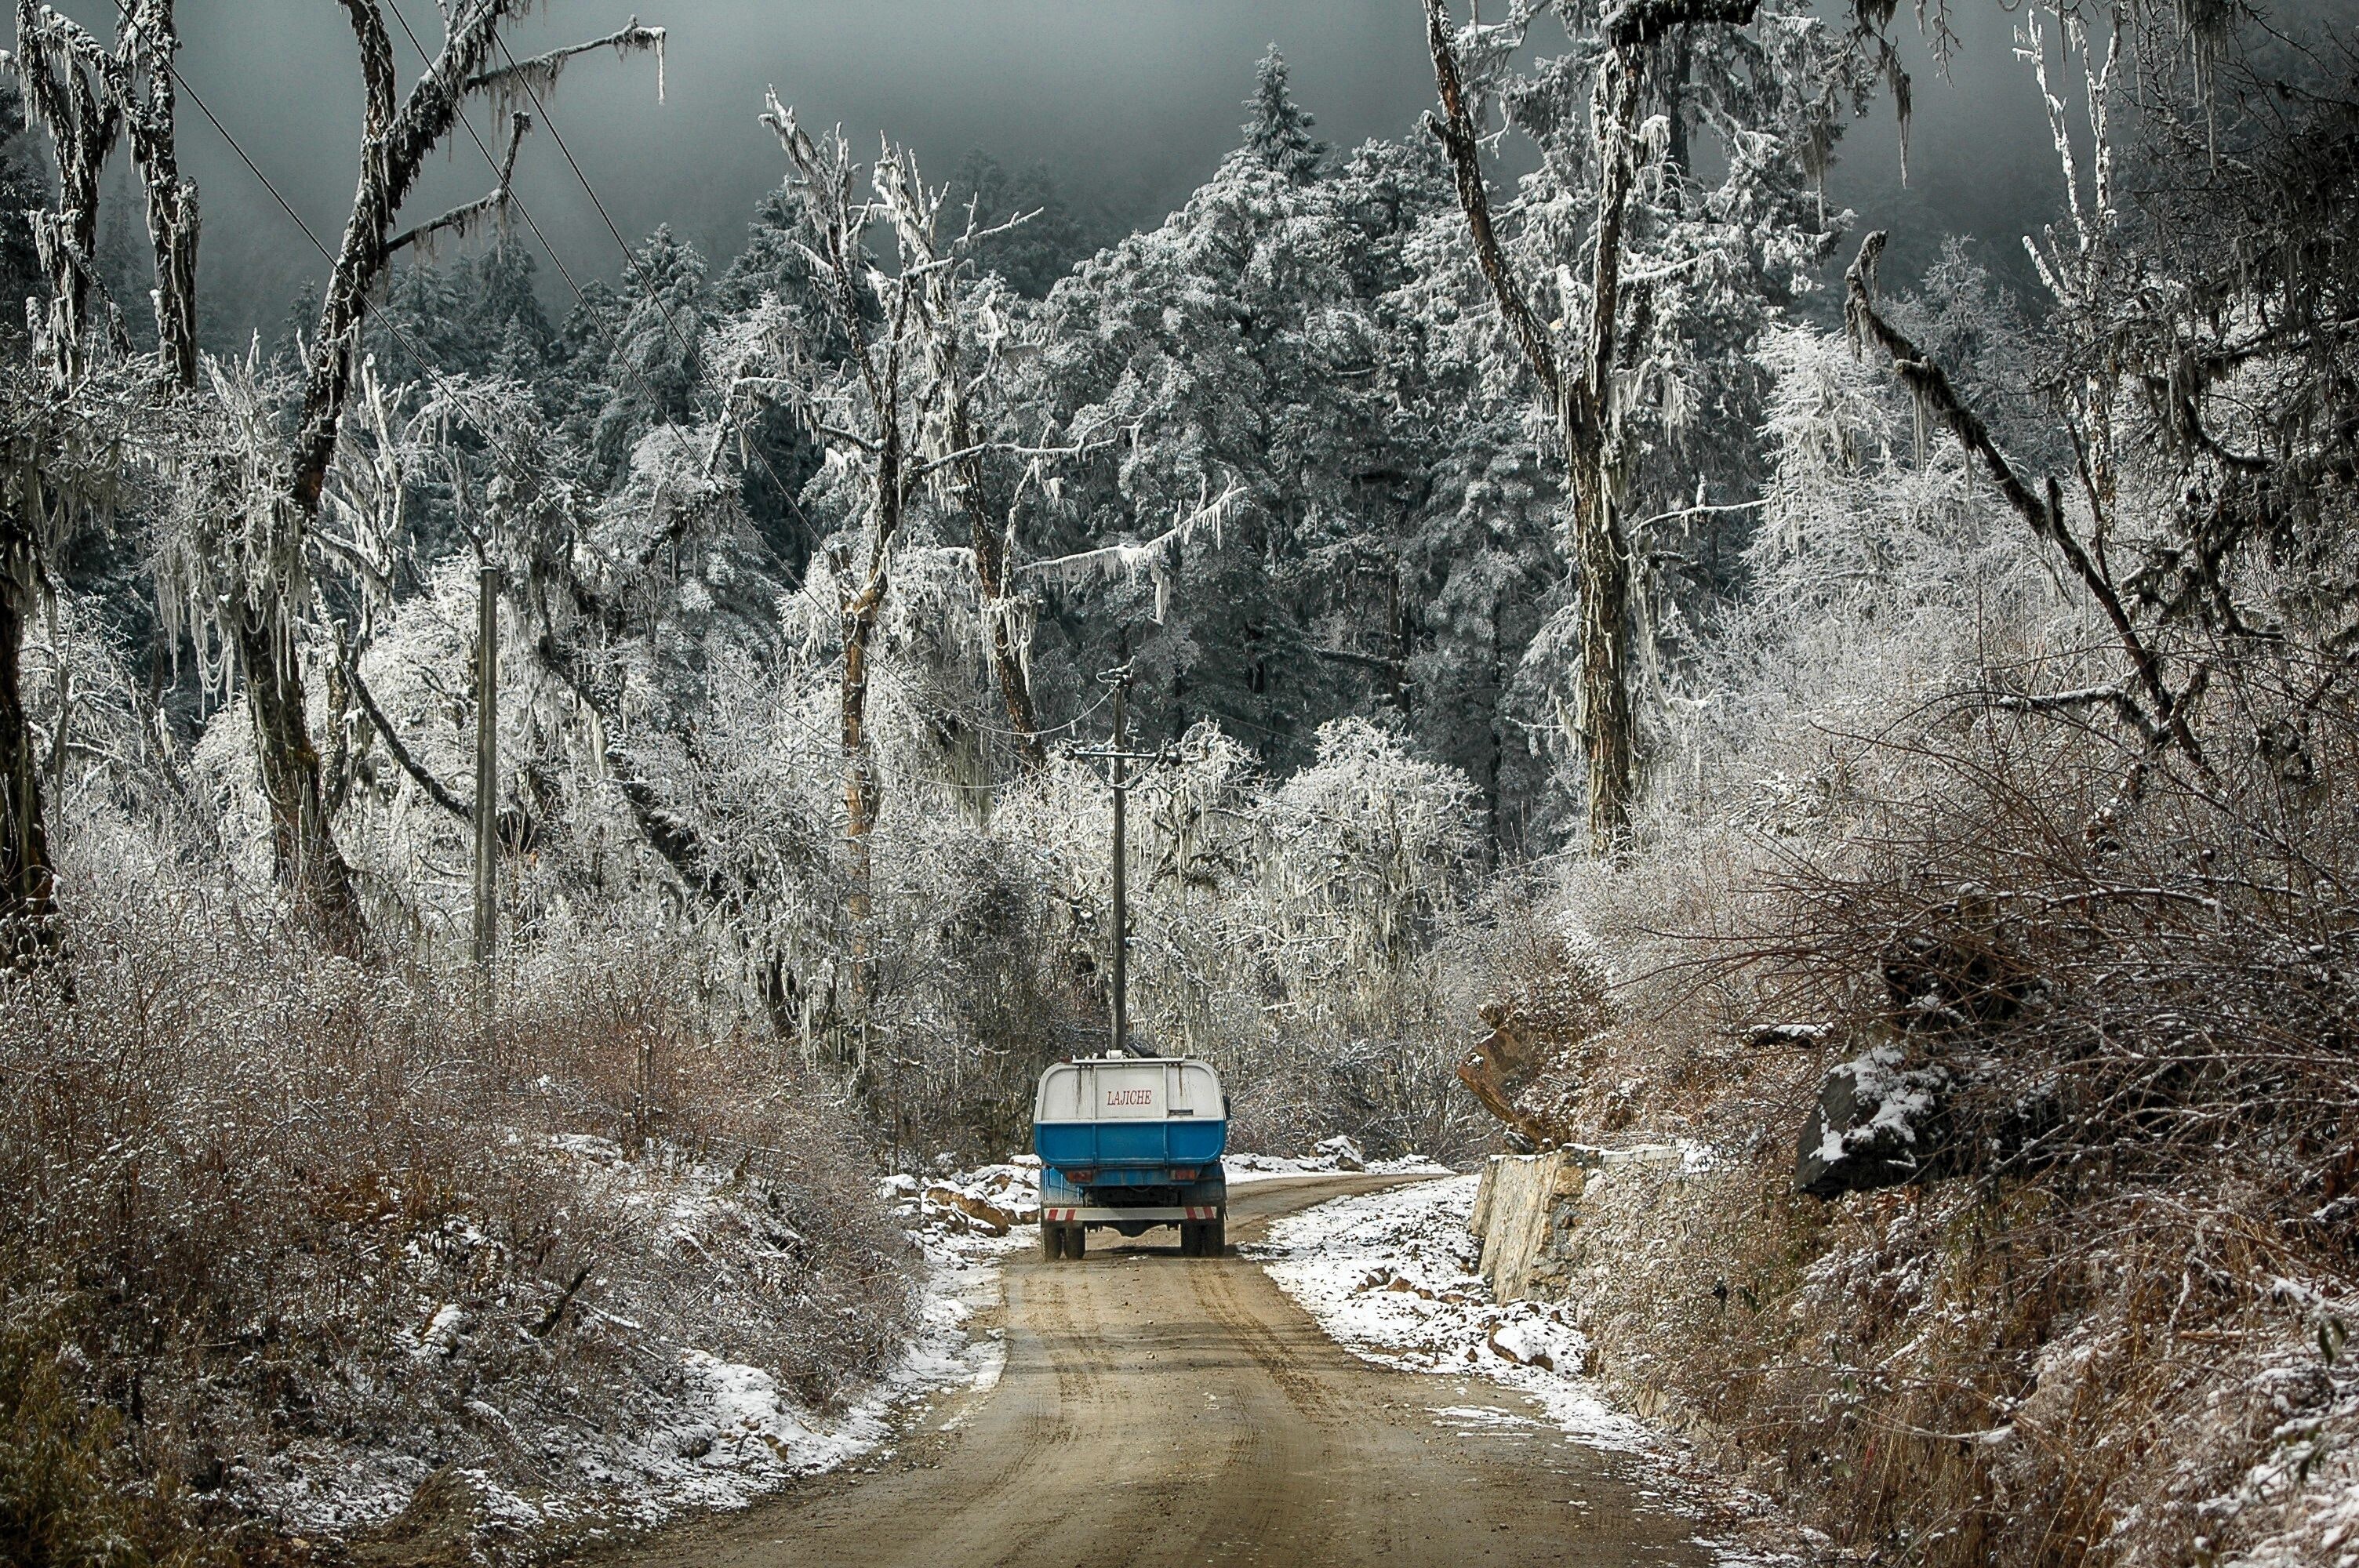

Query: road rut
(587, 1174), (1712, 1568)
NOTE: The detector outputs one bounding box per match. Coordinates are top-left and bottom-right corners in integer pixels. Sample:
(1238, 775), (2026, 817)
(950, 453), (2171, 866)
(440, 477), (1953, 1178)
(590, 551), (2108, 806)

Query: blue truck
(1032, 1055), (1228, 1260)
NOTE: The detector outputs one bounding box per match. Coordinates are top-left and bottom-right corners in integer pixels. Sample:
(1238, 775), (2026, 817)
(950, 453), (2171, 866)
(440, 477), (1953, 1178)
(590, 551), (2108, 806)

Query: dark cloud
(46, 0), (2064, 341)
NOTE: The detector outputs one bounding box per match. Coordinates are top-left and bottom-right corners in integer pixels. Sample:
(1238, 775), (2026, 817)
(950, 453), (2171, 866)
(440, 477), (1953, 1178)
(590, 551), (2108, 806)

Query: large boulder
(1795, 1046), (1953, 1198)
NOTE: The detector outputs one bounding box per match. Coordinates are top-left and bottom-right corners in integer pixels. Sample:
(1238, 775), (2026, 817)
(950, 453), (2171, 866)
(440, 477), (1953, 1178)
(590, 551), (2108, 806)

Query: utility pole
(473, 564), (499, 967)
(1070, 639), (1169, 1058)
(1109, 666), (1129, 1055)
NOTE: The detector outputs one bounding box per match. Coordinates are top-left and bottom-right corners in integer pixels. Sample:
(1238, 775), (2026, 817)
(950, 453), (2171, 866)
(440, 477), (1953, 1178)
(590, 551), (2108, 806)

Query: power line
(489, 31), (695, 362)
(383, 0), (586, 303)
(480, 30), (821, 548)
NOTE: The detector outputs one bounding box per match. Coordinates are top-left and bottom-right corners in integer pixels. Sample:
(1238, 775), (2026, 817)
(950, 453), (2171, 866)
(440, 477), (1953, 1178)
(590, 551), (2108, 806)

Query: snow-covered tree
(1242, 46), (1327, 183)
(1422, 0), (1866, 855)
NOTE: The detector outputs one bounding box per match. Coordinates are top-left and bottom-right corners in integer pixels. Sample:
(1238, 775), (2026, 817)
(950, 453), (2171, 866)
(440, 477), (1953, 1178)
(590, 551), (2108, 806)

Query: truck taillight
(1171, 1167), (1197, 1179)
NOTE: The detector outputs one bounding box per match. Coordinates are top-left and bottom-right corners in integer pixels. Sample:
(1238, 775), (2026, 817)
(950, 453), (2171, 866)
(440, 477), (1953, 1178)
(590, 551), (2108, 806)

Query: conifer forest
(1, 2), (2357, 1565)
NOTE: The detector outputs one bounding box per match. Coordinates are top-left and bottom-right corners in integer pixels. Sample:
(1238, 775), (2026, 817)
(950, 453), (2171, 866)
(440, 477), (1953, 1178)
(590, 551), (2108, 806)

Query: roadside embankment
(1464, 1144), (2359, 1568)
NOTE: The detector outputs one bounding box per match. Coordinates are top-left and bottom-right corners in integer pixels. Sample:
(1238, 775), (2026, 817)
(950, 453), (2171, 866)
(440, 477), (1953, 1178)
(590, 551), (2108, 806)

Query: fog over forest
(60, 0), (2063, 341)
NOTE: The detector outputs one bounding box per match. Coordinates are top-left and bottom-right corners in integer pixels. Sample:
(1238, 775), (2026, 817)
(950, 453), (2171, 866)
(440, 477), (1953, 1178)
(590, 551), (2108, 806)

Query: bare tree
(219, 3), (660, 956)
(9, 2), (128, 387)
(754, 102), (1087, 991)
(758, 103), (921, 978)
(1423, 0), (1757, 858)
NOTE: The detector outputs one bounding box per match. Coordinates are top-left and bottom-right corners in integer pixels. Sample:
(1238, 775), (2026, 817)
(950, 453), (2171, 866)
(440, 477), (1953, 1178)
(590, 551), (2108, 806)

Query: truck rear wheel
(1178, 1221), (1200, 1257)
(1066, 1224), (1087, 1260)
(1207, 1218), (1225, 1255)
(1040, 1221), (1064, 1261)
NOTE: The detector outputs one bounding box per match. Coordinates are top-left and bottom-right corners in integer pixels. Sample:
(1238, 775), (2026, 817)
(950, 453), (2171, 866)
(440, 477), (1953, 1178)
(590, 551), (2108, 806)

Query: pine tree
(590, 224), (709, 481)
(1242, 46), (1325, 183)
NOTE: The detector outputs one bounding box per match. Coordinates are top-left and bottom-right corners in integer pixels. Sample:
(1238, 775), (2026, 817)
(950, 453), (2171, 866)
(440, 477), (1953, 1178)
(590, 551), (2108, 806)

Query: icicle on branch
(464, 18), (666, 112)
(391, 111), (531, 255)
(1018, 482), (1245, 625)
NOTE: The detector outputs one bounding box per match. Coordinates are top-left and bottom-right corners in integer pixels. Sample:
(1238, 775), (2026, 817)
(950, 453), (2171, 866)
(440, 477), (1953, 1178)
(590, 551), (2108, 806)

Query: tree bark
(1561, 43), (1651, 856)
(237, 613), (365, 957)
(118, 0), (198, 390)
(0, 584), (63, 975)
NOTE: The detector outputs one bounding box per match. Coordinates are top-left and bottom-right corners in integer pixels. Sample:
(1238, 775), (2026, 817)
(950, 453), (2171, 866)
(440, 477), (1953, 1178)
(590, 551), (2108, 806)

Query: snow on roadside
(259, 1154), (1028, 1553)
(880, 1156), (1043, 1232)
(576, 1162), (1045, 1524)
(576, 1216), (1019, 1527)
(1227, 1135), (1455, 1184)
(1249, 1173), (1651, 1450)
(1250, 1173), (1808, 1565)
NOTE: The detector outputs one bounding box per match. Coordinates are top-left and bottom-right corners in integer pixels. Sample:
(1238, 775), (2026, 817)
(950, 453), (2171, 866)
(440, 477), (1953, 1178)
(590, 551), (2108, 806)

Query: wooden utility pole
(473, 564), (499, 967)
(1071, 642), (1168, 1058)
(1109, 666), (1129, 1056)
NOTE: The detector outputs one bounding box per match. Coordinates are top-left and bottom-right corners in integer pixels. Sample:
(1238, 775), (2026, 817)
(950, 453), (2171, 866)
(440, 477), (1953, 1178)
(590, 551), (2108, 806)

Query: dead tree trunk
(10, 3), (127, 387)
(117, 1), (199, 390)
(1424, 0), (1754, 858)
(0, 548), (60, 975)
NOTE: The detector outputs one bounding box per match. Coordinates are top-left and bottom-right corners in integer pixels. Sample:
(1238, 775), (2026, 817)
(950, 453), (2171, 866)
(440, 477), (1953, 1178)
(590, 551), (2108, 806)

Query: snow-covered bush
(0, 860), (913, 1553)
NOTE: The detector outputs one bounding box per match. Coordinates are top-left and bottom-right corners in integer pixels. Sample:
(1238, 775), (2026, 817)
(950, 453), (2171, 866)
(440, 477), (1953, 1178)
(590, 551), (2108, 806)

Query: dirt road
(592, 1175), (1713, 1568)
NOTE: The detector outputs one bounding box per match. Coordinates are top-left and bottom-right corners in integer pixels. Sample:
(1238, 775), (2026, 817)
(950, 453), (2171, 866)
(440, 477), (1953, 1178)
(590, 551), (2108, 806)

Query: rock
(1794, 1046), (1952, 1198)
(923, 1185), (1013, 1236)
(1456, 1017), (1559, 1145)
(1314, 1134), (1366, 1171)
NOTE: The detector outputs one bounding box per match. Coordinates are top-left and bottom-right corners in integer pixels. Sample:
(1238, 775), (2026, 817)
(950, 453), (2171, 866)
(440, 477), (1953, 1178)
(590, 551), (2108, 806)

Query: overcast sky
(52, 1), (2066, 343)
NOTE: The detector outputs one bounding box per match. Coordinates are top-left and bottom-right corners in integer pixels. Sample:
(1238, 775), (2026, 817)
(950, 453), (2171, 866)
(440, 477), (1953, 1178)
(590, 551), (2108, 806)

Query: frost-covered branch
(390, 111), (532, 255)
(1018, 482), (1245, 625)
(462, 19), (666, 109)
(1420, 0), (1558, 397)
(346, 655), (471, 822)
(1843, 230), (2199, 763)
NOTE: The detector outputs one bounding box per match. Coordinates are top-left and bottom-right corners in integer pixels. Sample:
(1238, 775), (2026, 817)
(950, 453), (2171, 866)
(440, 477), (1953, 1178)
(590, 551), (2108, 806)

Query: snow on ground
(533, 1163), (1038, 1541)
(560, 1166), (1039, 1528)
(1249, 1173), (1652, 1450)
(1226, 1134), (1455, 1183)
(1250, 1173), (1810, 1566)
(249, 1149), (1030, 1552)
(514, 1174), (1025, 1544)
(881, 1156), (1044, 1232)
(570, 1220), (1017, 1528)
